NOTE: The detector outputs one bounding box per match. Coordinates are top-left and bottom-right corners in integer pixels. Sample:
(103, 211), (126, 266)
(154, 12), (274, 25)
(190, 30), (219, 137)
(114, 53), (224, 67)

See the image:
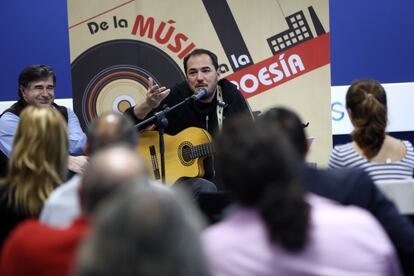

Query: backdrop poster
(67, 0), (331, 165)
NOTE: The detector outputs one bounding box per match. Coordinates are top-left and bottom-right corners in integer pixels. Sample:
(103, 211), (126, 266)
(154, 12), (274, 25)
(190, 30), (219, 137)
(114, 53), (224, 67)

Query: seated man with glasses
(0, 64), (87, 177)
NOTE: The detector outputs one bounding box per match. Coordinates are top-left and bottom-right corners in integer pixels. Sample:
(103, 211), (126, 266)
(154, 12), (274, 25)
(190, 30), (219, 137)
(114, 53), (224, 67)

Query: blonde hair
(7, 106), (68, 216)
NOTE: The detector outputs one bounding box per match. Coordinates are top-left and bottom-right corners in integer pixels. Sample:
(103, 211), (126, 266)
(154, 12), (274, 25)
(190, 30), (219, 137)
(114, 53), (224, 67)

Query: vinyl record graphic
(71, 39), (185, 130)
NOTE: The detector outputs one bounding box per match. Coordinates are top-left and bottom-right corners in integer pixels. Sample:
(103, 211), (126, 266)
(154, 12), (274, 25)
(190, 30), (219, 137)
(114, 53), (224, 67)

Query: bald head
(86, 113), (137, 155)
(80, 146), (148, 216)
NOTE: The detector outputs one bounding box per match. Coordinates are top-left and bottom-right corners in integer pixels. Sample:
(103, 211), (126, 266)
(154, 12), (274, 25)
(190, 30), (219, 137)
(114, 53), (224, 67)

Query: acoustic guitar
(137, 127), (213, 185)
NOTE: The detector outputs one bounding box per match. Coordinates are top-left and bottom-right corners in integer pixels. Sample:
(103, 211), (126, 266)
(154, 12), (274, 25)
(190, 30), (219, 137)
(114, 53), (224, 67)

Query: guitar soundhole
(182, 145), (192, 162)
(178, 142), (195, 166)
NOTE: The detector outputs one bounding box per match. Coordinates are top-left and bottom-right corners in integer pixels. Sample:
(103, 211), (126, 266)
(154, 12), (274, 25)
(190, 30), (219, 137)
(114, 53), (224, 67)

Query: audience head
(346, 79), (387, 159)
(18, 65), (56, 107)
(85, 112), (137, 155)
(8, 106), (68, 216)
(76, 183), (210, 276)
(259, 107), (308, 160)
(214, 115), (309, 252)
(79, 145), (147, 216)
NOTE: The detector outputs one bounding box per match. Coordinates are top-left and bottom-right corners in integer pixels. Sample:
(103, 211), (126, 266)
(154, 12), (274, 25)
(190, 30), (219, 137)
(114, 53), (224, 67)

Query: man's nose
(196, 71), (204, 80)
(40, 89), (50, 96)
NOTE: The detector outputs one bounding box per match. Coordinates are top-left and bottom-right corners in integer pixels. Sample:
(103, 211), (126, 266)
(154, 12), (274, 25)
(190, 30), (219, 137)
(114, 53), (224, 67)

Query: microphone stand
(135, 94), (200, 184)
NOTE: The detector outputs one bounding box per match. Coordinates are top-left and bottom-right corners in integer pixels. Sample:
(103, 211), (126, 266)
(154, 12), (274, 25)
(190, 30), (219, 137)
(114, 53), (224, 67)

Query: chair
(375, 179), (414, 215)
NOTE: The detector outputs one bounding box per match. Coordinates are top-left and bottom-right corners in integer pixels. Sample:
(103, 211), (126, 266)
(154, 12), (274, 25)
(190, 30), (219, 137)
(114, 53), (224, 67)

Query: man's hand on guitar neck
(133, 77), (170, 120)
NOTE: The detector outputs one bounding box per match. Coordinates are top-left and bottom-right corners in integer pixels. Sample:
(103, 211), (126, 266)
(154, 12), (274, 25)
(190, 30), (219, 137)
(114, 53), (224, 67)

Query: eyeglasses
(28, 85), (55, 93)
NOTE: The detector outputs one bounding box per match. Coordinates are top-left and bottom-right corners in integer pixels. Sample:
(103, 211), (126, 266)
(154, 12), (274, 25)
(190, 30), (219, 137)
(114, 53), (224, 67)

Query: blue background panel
(0, 0), (73, 101)
(329, 0), (414, 85)
(2, 1), (414, 98)
(1, 1), (414, 147)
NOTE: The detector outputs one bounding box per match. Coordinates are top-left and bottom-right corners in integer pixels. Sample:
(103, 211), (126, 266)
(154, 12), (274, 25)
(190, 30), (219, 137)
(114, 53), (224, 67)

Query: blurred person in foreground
(0, 106), (68, 248)
(202, 115), (401, 276)
(260, 107), (414, 275)
(0, 146), (148, 276)
(40, 112), (140, 228)
(75, 180), (210, 276)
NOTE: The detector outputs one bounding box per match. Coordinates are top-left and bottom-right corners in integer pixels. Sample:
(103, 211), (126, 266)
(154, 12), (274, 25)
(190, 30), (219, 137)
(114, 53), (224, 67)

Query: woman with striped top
(329, 79), (414, 182)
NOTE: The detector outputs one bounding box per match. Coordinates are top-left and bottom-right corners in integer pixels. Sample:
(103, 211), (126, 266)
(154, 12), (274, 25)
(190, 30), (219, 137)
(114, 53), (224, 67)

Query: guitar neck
(186, 143), (214, 160)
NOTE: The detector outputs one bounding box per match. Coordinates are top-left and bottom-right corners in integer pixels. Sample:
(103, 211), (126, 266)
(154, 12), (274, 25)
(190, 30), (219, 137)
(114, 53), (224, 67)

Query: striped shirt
(328, 140), (414, 182)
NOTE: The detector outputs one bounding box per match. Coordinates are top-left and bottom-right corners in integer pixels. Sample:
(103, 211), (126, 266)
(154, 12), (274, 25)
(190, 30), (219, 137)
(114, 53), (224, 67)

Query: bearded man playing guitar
(125, 48), (253, 195)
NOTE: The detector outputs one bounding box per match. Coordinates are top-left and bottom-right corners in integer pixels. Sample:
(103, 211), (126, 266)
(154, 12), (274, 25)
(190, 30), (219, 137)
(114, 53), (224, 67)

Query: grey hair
(75, 180), (211, 276)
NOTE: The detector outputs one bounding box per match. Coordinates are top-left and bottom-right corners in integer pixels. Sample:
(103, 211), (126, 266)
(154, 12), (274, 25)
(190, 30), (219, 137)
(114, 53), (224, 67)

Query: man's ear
(19, 85), (26, 99)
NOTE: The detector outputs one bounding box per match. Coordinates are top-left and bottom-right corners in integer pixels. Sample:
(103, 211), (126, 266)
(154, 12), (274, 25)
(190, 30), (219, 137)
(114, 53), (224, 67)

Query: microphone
(191, 88), (207, 101)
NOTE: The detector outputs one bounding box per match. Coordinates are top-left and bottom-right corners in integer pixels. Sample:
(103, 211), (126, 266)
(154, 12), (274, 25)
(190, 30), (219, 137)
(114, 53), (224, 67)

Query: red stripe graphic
(226, 33), (330, 99)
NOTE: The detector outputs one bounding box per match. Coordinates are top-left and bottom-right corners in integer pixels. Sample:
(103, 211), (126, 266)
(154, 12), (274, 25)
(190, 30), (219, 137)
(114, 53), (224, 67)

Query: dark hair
(259, 107), (307, 159)
(86, 113), (137, 155)
(346, 79), (387, 159)
(183, 49), (219, 74)
(18, 65), (56, 100)
(76, 183), (210, 276)
(214, 115), (309, 251)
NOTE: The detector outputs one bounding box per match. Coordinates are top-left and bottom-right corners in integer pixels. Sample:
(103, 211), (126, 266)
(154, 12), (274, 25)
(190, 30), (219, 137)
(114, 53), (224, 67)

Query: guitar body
(137, 127), (213, 185)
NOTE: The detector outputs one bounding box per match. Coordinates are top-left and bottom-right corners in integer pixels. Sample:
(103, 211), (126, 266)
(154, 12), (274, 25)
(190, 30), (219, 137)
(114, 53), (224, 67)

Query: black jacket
(301, 165), (414, 275)
(0, 185), (31, 250)
(124, 78), (252, 136)
(125, 78), (252, 184)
